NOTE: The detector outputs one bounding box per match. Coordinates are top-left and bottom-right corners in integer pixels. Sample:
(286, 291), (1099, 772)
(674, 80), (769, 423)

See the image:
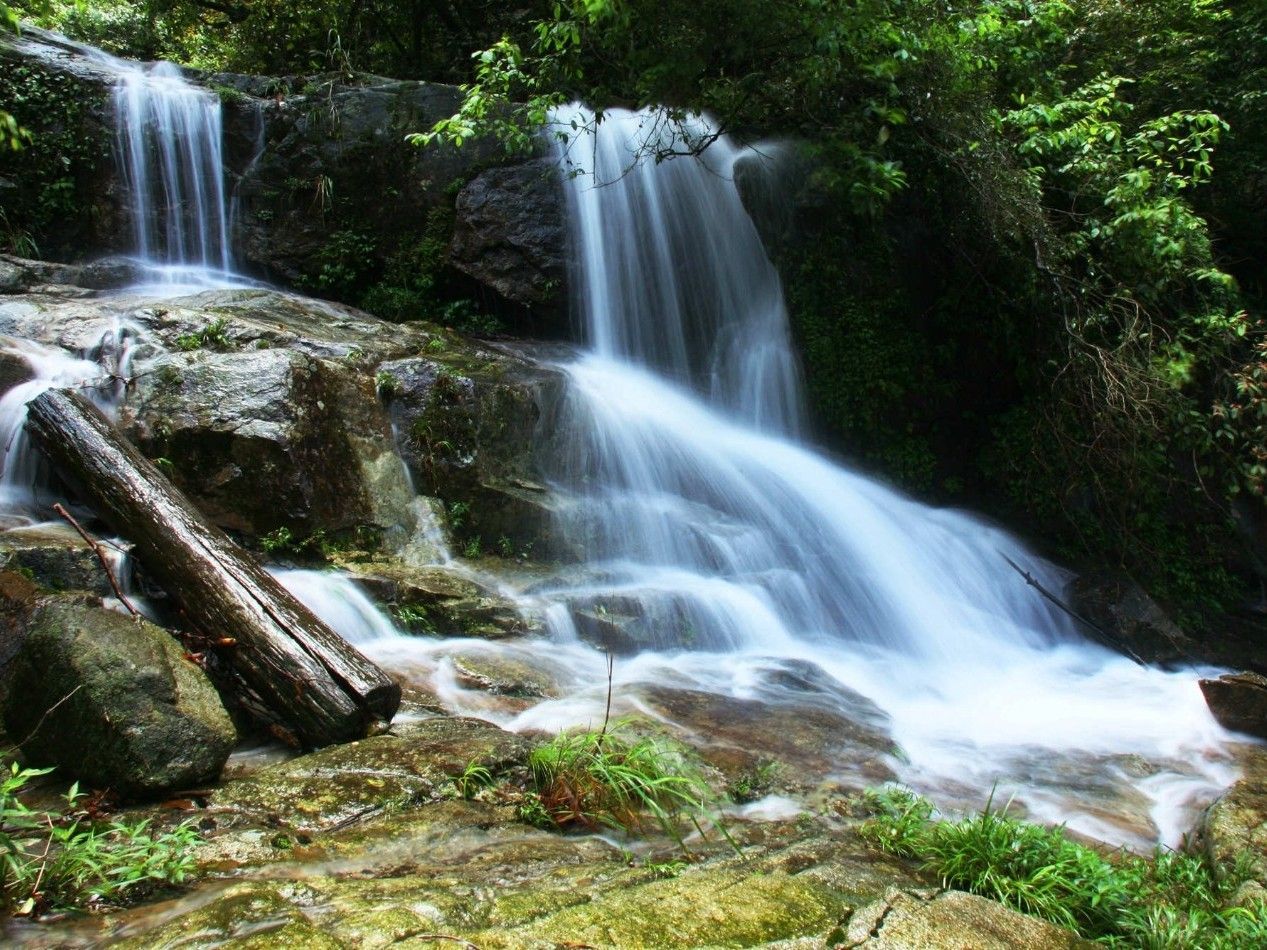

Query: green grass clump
(527, 722), (720, 849)
(1, 764), (201, 918)
(858, 785), (1267, 947)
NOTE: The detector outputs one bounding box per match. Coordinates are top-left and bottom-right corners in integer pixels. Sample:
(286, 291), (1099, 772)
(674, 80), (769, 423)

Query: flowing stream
(0, 33), (1244, 851)
(405, 105), (1236, 848)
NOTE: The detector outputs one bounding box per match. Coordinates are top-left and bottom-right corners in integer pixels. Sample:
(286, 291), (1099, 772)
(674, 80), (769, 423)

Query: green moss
(0, 58), (111, 257)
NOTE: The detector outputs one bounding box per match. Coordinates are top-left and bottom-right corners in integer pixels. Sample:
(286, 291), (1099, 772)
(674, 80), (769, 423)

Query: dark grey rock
(450, 159), (567, 314)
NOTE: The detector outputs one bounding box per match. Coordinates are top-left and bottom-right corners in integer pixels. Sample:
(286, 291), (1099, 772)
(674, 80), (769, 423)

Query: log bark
(25, 388), (401, 747)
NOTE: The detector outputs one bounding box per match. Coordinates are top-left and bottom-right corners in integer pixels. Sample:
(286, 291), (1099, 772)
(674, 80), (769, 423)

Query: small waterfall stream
(485, 105), (1239, 847)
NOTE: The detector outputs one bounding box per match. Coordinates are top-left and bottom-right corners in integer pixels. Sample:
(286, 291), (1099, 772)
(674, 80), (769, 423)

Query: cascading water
(69, 38), (256, 292)
(497, 104), (1240, 847)
(114, 62), (233, 283)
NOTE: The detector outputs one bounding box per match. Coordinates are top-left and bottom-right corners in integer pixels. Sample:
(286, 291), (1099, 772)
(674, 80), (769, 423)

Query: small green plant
(152, 457), (176, 476)
(527, 721), (721, 851)
(727, 760), (780, 804)
(392, 604), (434, 633)
(175, 317), (233, 351)
(642, 858), (688, 879)
(857, 785), (1267, 945)
(259, 526), (296, 553)
(462, 536), (483, 559)
(375, 370), (400, 397)
(516, 791), (553, 829)
(497, 535), (514, 557)
(455, 762), (494, 800)
(448, 501), (470, 530)
(425, 337), (446, 354)
(1, 764), (200, 917)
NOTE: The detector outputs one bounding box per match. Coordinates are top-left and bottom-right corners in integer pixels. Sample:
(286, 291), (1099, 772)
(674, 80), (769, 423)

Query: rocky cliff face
(0, 30), (567, 334)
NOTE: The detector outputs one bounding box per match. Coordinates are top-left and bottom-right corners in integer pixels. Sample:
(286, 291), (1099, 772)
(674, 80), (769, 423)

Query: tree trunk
(25, 388), (401, 747)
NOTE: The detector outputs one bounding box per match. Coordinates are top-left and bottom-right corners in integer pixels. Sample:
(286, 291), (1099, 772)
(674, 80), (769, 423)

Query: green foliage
(174, 317), (232, 351)
(455, 762), (494, 800)
(858, 785), (1267, 945)
(527, 721), (719, 849)
(0, 54), (110, 256)
(304, 228), (377, 298)
(1, 763), (200, 917)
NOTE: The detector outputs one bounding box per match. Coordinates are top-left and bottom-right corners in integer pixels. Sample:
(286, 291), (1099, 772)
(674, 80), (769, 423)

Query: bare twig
(598, 651), (614, 744)
(1000, 552), (1145, 665)
(52, 502), (138, 617)
(14, 685), (83, 748)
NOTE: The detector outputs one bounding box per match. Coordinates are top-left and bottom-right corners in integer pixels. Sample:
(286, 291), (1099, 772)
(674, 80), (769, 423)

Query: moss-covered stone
(0, 522), (121, 596)
(1203, 745), (1267, 885)
(346, 562), (536, 638)
(208, 716), (530, 832)
(379, 351), (570, 560)
(0, 598), (236, 797)
(838, 888), (1093, 949)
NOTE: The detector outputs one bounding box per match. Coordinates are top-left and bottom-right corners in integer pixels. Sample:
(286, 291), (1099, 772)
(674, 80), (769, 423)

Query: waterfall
(83, 45), (254, 291)
(537, 105), (1236, 846)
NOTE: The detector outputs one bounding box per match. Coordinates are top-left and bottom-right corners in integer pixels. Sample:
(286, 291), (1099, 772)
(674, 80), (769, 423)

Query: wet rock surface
(347, 562), (535, 638)
(1203, 745), (1267, 885)
(0, 596), (236, 797)
(1069, 572), (1197, 666)
(839, 888), (1093, 948)
(1201, 672), (1267, 740)
(0, 522), (121, 597)
(207, 715), (531, 833)
(378, 346), (570, 559)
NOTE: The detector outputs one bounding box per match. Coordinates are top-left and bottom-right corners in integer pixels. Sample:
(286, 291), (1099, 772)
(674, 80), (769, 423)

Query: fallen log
(25, 388), (401, 747)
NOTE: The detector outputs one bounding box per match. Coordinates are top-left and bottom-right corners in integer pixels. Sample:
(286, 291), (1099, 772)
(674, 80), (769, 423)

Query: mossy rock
(0, 598), (236, 797)
(208, 716), (531, 832)
(346, 562), (536, 638)
(0, 522), (121, 596)
(837, 888), (1093, 948)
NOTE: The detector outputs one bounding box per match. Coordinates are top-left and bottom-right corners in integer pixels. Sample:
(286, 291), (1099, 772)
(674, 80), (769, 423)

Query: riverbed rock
(1200, 672), (1267, 739)
(345, 561), (534, 638)
(0, 598), (235, 797)
(1202, 745), (1267, 884)
(1069, 572), (1196, 666)
(838, 887), (1092, 948)
(638, 680), (896, 794)
(208, 715), (530, 832)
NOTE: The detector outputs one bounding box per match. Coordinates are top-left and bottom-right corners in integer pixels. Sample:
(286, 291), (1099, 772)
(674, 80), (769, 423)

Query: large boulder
(449, 158), (567, 313)
(0, 282), (574, 562)
(0, 596), (236, 797)
(120, 347), (374, 538)
(378, 342), (572, 560)
(1200, 672), (1267, 739)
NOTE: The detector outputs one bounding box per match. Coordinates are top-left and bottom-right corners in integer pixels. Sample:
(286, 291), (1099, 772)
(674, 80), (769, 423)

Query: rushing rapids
(451, 105), (1235, 847)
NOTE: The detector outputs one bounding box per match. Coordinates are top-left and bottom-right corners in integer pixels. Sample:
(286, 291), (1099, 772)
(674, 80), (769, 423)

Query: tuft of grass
(175, 317), (233, 352)
(527, 721), (721, 851)
(857, 785), (1267, 946)
(1, 764), (200, 918)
